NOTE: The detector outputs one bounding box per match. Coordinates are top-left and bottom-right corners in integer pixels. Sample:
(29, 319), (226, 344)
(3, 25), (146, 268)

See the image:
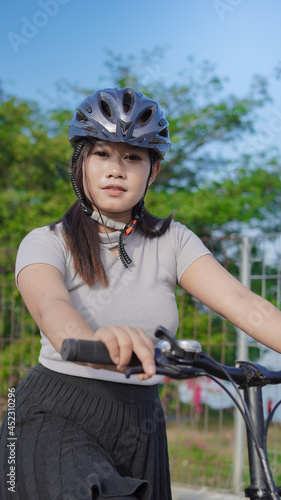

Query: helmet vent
(148, 137), (161, 144)
(100, 99), (112, 118)
(123, 92), (135, 113)
(138, 108), (153, 125)
(76, 108), (88, 122)
(84, 102), (92, 113)
(159, 127), (169, 138)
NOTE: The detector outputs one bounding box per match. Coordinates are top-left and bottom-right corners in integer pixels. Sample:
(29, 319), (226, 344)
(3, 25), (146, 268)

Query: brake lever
(126, 326), (203, 379)
(126, 347), (206, 380)
(155, 326), (202, 362)
(155, 326), (187, 358)
(125, 347), (181, 378)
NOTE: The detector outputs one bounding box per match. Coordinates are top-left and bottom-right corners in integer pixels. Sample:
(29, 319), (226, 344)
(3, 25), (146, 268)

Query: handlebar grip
(61, 339), (141, 366)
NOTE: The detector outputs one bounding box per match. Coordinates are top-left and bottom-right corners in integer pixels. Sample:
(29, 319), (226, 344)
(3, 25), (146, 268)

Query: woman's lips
(103, 185), (126, 196)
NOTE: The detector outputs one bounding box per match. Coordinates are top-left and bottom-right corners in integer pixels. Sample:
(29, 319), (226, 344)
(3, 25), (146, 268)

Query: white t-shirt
(16, 220), (211, 385)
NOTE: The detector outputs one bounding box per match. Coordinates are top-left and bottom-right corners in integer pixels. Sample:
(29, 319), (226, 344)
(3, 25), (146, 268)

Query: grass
(166, 410), (281, 491)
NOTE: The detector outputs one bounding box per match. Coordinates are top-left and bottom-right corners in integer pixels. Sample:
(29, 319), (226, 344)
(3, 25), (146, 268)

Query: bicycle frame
(243, 385), (279, 500)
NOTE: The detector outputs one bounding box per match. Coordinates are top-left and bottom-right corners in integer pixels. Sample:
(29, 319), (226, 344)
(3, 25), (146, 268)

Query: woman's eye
(127, 154), (141, 161)
(95, 151), (108, 157)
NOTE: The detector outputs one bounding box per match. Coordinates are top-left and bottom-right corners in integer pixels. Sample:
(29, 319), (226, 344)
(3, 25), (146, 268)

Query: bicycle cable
(198, 354), (259, 442)
(197, 355), (280, 499)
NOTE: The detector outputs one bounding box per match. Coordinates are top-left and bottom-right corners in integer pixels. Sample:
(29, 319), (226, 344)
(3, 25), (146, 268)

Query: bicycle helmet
(69, 87), (170, 159)
(68, 88), (171, 268)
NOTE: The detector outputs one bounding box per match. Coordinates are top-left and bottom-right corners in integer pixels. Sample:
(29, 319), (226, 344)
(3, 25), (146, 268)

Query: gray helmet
(69, 87), (170, 159)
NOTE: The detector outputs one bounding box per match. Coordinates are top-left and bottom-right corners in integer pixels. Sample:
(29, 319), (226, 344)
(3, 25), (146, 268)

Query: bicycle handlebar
(61, 337), (140, 366)
(61, 326), (281, 389)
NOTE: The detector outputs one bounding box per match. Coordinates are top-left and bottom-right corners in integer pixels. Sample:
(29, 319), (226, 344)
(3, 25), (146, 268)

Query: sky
(2, 0), (281, 147)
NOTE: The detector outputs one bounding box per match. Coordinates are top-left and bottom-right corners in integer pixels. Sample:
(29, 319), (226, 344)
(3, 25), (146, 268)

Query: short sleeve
(15, 225), (67, 284)
(168, 221), (212, 284)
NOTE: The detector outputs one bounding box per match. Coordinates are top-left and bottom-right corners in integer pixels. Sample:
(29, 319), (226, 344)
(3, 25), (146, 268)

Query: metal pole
(232, 237), (251, 494)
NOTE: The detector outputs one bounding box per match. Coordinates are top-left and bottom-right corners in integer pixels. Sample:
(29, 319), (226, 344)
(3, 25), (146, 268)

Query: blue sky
(2, 0), (281, 123)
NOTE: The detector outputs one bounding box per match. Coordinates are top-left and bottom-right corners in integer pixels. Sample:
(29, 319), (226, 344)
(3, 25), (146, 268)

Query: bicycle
(61, 326), (281, 500)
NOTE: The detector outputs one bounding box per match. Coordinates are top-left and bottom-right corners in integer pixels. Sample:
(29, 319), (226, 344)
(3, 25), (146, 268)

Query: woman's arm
(180, 254), (281, 354)
(17, 263), (156, 379)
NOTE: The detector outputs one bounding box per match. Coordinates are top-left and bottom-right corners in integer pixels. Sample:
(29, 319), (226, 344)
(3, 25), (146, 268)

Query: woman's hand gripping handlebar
(61, 325), (281, 387)
(60, 324), (156, 380)
(61, 326), (205, 379)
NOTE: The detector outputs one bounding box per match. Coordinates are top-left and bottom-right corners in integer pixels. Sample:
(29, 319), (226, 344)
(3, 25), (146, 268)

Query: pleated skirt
(0, 364), (172, 500)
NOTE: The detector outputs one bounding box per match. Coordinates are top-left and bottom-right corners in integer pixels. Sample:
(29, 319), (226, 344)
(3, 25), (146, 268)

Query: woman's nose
(105, 155), (126, 178)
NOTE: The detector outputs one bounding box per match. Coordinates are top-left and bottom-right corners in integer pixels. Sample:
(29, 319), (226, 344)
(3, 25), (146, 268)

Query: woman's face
(83, 140), (159, 225)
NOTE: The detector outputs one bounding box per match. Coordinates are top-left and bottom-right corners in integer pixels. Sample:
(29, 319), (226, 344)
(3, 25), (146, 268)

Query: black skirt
(0, 365), (172, 500)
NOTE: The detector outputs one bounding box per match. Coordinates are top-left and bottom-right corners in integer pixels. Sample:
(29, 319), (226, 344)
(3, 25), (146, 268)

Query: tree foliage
(1, 48), (281, 250)
(0, 90), (74, 248)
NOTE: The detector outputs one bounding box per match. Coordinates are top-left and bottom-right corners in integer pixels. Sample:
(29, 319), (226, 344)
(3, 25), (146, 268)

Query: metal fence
(1, 234), (281, 494)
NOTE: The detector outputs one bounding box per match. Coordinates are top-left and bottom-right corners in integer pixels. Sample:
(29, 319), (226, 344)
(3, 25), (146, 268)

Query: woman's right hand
(92, 325), (156, 380)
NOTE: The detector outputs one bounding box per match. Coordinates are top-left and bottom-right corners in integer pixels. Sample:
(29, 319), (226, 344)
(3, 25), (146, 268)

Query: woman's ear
(149, 160), (161, 186)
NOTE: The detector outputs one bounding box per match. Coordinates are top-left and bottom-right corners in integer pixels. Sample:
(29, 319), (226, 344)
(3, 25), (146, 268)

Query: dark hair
(51, 140), (173, 286)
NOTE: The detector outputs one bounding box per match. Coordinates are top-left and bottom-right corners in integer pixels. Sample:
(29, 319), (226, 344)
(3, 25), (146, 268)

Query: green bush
(0, 334), (41, 395)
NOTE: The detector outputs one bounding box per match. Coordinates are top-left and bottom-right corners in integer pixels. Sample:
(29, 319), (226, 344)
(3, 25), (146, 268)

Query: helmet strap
(71, 143), (156, 268)
(70, 140), (92, 214)
(90, 210), (127, 231)
(143, 150), (158, 195)
(90, 200), (144, 268)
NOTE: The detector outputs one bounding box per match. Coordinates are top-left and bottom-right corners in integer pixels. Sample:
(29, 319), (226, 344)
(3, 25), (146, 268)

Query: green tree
(0, 95), (72, 190)
(0, 89), (74, 248)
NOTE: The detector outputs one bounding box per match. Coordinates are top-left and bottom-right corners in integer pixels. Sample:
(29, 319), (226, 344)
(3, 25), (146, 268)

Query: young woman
(1, 88), (281, 500)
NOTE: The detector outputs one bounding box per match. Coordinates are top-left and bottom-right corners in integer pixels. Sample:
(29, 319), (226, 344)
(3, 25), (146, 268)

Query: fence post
(232, 236), (251, 494)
